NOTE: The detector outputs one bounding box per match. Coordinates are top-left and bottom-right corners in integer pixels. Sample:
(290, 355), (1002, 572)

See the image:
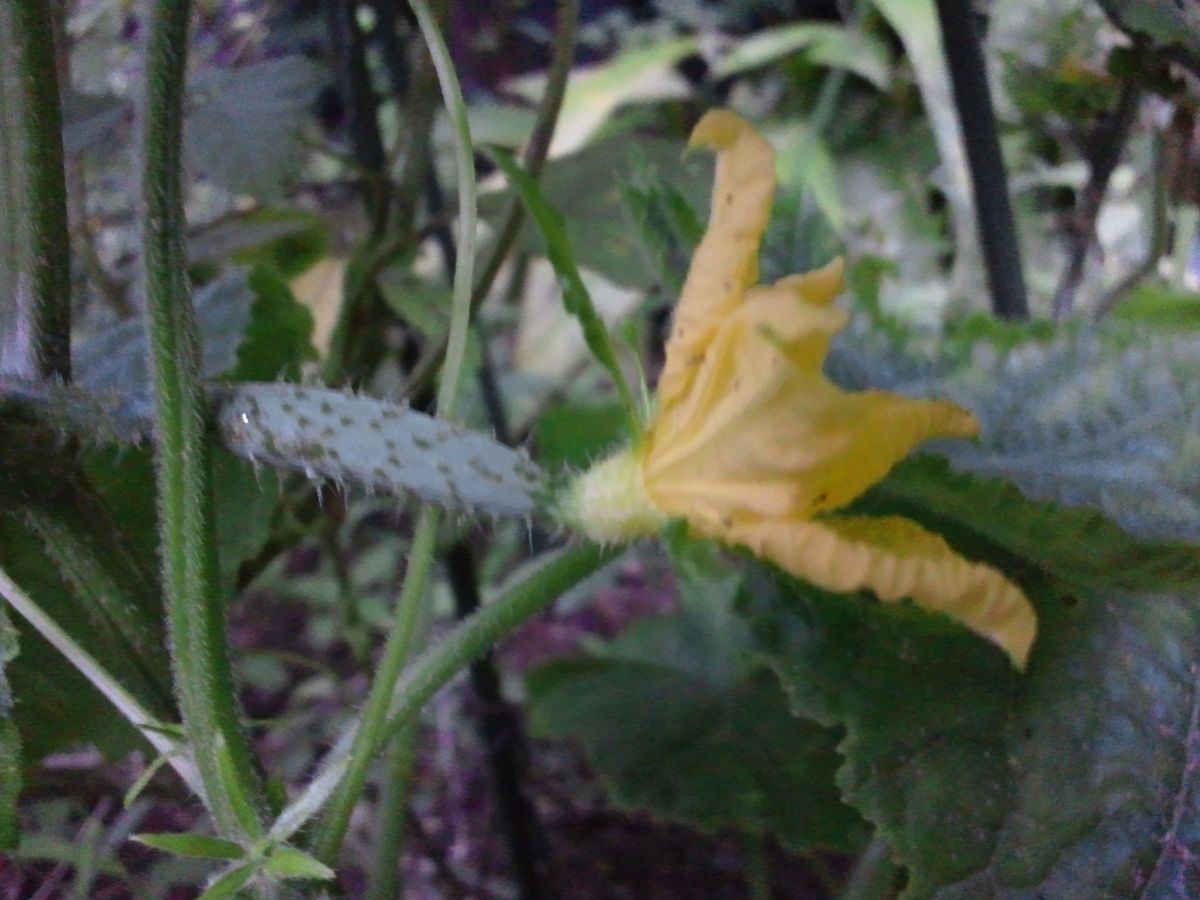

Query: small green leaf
(134, 832), (246, 861)
(230, 266), (316, 382)
(197, 863), (257, 900)
(485, 145), (639, 430)
(262, 846), (336, 881)
(123, 751), (175, 809)
(714, 22), (892, 88)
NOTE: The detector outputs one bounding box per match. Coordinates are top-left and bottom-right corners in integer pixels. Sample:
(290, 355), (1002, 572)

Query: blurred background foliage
(4, 0), (1200, 896)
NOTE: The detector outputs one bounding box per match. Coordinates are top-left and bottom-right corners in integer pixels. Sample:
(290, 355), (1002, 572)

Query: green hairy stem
(11, 0), (71, 379)
(141, 0), (265, 839)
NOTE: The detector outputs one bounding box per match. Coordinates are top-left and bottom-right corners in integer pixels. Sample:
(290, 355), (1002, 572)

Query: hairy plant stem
(934, 0), (1029, 321)
(12, 0), (71, 379)
(313, 0), (480, 865)
(312, 506), (440, 862)
(402, 0), (580, 397)
(365, 723), (418, 900)
(141, 0), (265, 840)
(381, 544), (619, 740)
(268, 544), (618, 850)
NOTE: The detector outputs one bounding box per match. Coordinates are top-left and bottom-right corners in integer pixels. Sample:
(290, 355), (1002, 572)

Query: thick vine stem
(267, 543), (619, 848)
(12, 0), (71, 379)
(381, 543), (619, 740)
(311, 506), (440, 862)
(141, 0), (265, 839)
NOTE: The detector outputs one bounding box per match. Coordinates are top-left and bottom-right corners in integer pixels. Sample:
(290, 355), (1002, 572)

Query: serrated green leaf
(134, 832), (247, 861)
(76, 269), (256, 393)
(745, 565), (1200, 898)
(262, 845), (335, 881)
(527, 540), (867, 852)
(741, 454), (1200, 897)
(830, 324), (1200, 543)
(229, 266), (316, 382)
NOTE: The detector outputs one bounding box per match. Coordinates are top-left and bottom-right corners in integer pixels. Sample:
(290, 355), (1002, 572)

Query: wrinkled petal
(566, 109), (1037, 670)
(645, 265), (978, 523)
(713, 513), (1036, 669)
(658, 110), (776, 408)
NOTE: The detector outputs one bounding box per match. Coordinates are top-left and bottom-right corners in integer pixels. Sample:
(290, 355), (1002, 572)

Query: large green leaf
(185, 57), (327, 199)
(527, 543), (867, 853)
(85, 445), (281, 596)
(741, 459), (1200, 897)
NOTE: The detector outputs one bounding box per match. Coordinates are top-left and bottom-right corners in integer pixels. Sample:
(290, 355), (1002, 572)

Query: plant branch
(141, 0), (265, 839)
(311, 506), (440, 863)
(266, 543), (618, 847)
(934, 0), (1029, 320)
(313, 0), (481, 864)
(13, 0), (71, 379)
(402, 0), (580, 397)
(365, 723), (419, 900)
(1052, 78), (1142, 319)
(1095, 123), (1168, 318)
(382, 543), (618, 741)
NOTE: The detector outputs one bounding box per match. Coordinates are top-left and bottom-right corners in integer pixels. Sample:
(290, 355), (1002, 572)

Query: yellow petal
(715, 513), (1036, 668)
(772, 256), (845, 308)
(658, 110), (776, 409)
(645, 270), (978, 523)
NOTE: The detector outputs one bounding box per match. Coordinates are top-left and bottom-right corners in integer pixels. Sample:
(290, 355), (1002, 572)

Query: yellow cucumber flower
(564, 110), (1036, 669)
